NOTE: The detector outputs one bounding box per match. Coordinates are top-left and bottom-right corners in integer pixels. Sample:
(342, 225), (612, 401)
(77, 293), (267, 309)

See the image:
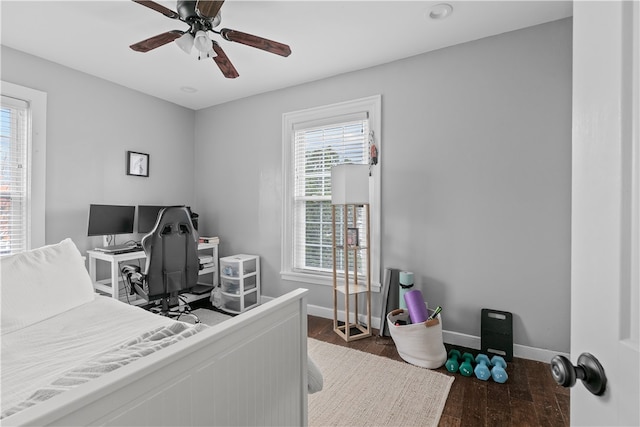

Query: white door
(569, 1), (640, 425)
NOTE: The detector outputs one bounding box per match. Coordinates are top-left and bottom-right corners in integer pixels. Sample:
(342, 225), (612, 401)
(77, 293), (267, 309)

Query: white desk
(87, 242), (219, 306)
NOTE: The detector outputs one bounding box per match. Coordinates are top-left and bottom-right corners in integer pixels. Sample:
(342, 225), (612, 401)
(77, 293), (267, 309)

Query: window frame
(1, 81), (47, 253)
(281, 95), (381, 291)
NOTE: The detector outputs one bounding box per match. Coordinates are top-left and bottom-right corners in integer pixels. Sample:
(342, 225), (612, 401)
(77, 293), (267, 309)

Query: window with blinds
(1, 96), (29, 255)
(293, 118), (369, 274)
(282, 95), (380, 288)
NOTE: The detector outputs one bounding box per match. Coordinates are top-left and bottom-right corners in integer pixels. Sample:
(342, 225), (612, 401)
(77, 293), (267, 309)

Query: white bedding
(2, 239), (320, 425)
(1, 295), (185, 414)
(1, 238), (96, 334)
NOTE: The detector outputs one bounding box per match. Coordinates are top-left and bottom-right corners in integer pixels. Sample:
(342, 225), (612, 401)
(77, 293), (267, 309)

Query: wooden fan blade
(130, 30), (184, 52)
(220, 28), (291, 57)
(196, 0), (225, 19)
(212, 42), (239, 78)
(132, 0), (179, 19)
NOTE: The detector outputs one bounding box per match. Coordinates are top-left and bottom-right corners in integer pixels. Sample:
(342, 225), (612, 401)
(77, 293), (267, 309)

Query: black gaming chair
(122, 206), (200, 322)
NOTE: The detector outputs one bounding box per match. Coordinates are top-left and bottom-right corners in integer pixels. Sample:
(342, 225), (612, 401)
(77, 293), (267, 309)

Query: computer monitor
(138, 205), (199, 234)
(137, 205), (166, 234)
(87, 204), (135, 236)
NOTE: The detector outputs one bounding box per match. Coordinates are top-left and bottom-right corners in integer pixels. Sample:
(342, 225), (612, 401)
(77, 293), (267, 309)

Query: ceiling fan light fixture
(175, 32), (194, 53)
(193, 30), (211, 53)
(198, 46), (217, 60)
(130, 0), (291, 79)
(211, 12), (222, 28)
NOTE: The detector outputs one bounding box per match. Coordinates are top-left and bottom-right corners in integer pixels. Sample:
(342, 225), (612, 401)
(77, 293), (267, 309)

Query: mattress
(1, 295), (179, 413)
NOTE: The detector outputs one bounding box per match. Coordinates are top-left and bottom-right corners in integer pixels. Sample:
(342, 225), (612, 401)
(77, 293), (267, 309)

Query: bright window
(0, 96), (29, 254)
(0, 82), (46, 255)
(282, 96), (381, 289)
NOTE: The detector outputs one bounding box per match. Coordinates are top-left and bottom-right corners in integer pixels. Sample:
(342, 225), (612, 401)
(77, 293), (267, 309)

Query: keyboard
(94, 244), (139, 254)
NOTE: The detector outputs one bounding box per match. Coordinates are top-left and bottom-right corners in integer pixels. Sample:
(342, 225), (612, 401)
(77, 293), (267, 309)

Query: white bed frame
(3, 288), (309, 427)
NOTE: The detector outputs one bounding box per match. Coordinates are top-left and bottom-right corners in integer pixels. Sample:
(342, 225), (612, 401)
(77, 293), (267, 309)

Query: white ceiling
(1, 1), (572, 110)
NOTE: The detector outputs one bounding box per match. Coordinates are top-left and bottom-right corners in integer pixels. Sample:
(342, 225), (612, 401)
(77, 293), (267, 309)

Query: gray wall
(1, 46), (196, 255)
(194, 19), (572, 352)
(1, 18), (572, 353)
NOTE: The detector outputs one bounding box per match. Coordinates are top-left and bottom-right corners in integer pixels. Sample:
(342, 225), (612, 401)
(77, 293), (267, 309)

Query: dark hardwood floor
(307, 315), (570, 427)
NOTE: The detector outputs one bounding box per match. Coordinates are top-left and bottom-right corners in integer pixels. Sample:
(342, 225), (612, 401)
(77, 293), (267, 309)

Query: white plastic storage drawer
(221, 292), (258, 313)
(220, 255), (257, 277)
(221, 276), (257, 294)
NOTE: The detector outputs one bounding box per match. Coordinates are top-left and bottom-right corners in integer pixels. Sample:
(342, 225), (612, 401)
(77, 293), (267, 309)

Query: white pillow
(1, 238), (95, 334)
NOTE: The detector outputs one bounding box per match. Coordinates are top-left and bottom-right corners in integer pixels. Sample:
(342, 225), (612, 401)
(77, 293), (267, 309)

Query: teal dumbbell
(474, 354), (492, 381)
(490, 355), (509, 383)
(459, 352), (475, 377)
(445, 349), (461, 373)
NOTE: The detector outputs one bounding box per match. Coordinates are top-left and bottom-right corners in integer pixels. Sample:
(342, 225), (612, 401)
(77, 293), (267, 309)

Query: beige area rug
(307, 338), (454, 427)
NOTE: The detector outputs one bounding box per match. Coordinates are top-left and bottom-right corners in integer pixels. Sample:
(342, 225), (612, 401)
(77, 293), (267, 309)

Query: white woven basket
(387, 308), (447, 369)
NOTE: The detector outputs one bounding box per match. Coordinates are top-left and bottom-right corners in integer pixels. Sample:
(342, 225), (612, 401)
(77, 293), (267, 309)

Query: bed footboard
(4, 288), (309, 427)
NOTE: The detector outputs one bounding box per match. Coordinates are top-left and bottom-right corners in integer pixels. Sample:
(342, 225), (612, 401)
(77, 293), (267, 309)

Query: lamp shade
(193, 30), (210, 53)
(331, 164), (369, 205)
(175, 32), (194, 54)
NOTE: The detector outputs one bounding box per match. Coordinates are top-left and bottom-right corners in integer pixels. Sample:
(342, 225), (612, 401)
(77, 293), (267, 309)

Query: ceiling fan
(130, 0), (292, 79)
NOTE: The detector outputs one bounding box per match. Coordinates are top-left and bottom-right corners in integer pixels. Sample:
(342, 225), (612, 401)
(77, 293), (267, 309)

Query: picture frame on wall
(347, 227), (359, 247)
(126, 151), (149, 177)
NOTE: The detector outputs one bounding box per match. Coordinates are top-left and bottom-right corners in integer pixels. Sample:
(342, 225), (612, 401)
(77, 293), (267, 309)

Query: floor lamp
(331, 164), (372, 341)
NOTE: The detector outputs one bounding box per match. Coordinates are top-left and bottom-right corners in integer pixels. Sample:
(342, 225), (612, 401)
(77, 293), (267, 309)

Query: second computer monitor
(137, 205), (166, 234)
(138, 205), (198, 234)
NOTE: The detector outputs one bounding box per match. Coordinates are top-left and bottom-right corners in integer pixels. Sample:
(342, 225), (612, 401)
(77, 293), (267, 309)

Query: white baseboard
(442, 330), (569, 363)
(262, 296), (569, 363)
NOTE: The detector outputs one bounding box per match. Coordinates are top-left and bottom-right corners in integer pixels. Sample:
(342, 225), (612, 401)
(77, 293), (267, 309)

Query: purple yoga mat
(404, 289), (429, 323)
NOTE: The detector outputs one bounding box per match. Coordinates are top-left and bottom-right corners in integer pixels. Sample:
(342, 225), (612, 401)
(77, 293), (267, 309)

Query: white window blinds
(1, 95), (29, 255)
(292, 116), (369, 274)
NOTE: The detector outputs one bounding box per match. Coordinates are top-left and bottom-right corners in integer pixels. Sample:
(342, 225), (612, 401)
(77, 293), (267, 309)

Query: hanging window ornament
(369, 130), (378, 176)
